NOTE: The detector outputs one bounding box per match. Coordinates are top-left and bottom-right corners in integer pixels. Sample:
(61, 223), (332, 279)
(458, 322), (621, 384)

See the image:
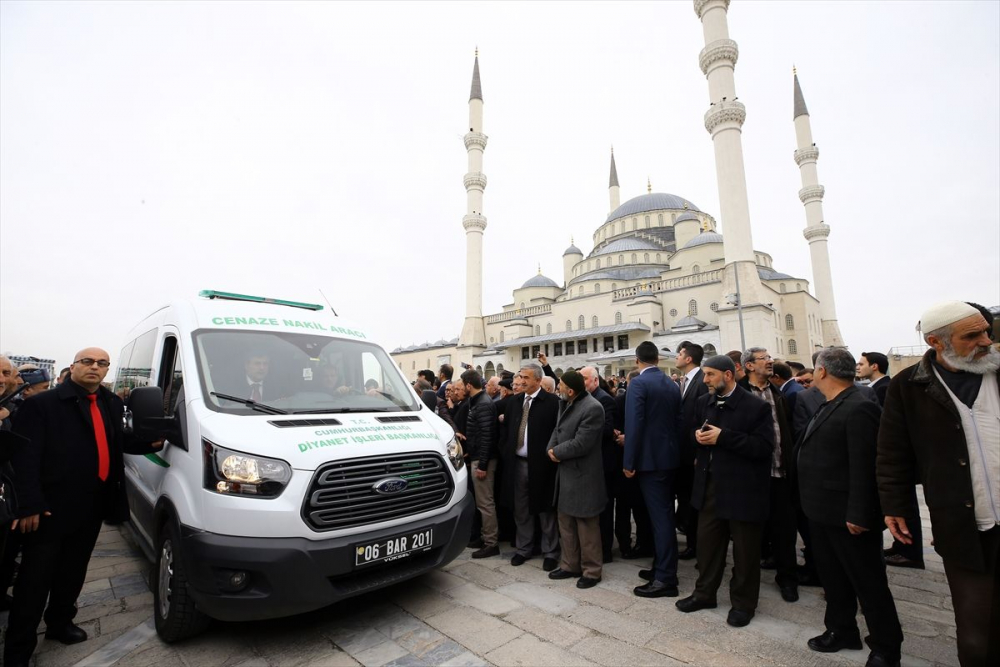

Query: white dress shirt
(516, 388), (542, 458)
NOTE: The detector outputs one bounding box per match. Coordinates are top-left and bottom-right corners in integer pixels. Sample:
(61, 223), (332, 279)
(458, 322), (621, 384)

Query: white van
(116, 291), (473, 641)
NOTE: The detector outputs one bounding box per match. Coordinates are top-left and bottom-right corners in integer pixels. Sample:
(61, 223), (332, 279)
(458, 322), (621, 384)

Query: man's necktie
(517, 396), (532, 452)
(679, 376), (688, 395)
(250, 383), (262, 402)
(85, 394), (110, 481)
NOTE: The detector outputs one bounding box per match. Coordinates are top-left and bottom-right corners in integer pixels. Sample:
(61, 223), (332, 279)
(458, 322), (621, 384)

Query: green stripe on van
(144, 453), (170, 468)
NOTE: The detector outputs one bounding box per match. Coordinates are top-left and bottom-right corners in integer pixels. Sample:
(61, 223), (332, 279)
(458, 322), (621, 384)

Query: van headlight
(203, 440), (291, 498)
(446, 435), (464, 471)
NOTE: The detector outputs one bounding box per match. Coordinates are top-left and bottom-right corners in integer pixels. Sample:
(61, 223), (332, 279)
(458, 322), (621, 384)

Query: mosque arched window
(592, 316), (599, 327)
(631, 253), (637, 264)
(619, 254), (624, 266)
(476, 365), (482, 375)
(693, 265), (701, 274)
(489, 337), (494, 344)
(644, 253), (650, 263)
(594, 284), (601, 294)
(596, 258), (601, 269)
(611, 223), (616, 235)
(688, 300), (698, 316)
(578, 315), (585, 330)
(671, 213), (677, 224)
(535, 325), (540, 336)
(786, 314), (795, 330)
(579, 286), (584, 296)
(566, 320), (572, 331)
(780, 283), (787, 293)
(611, 283), (617, 291)
(796, 283), (801, 291)
(615, 312), (623, 324)
(546, 323), (552, 334)
(789, 339), (798, 355)
(485, 361), (495, 378)
(644, 215), (650, 228)
(658, 213), (663, 226)
(519, 302), (525, 309)
(669, 308), (678, 317)
(499, 331), (504, 343)
(656, 253), (661, 263)
(704, 344), (717, 356)
(710, 302), (719, 312)
(632, 217), (637, 229)
(497, 364), (504, 375)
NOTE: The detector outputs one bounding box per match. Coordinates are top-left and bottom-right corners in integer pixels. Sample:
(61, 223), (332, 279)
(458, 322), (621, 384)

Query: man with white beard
(877, 301), (999, 667)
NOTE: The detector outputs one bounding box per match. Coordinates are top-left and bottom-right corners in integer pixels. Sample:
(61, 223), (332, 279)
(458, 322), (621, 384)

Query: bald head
(70, 347), (111, 392)
(579, 366), (600, 393)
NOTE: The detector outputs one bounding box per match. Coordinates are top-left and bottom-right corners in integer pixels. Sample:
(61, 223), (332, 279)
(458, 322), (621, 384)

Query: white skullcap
(920, 301), (979, 334)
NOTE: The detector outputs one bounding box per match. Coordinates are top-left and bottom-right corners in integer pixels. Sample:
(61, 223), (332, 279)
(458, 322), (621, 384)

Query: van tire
(153, 520), (210, 642)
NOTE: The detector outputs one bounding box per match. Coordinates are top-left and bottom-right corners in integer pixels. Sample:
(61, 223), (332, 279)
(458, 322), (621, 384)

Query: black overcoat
(11, 380), (159, 532)
(690, 385), (774, 522)
(499, 389), (559, 514)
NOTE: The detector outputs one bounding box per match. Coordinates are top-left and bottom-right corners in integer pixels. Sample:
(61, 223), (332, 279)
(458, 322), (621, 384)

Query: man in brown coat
(877, 301), (999, 667)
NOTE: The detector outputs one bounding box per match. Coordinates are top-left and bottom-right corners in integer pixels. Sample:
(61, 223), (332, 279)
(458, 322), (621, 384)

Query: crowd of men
(424, 300), (998, 667)
(0, 298), (995, 667)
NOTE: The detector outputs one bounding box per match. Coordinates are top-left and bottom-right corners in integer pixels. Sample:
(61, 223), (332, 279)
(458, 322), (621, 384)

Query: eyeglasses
(74, 358), (111, 368)
(752, 356), (773, 362)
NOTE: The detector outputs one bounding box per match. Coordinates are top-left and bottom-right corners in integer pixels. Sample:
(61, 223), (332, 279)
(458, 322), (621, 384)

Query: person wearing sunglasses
(4, 348), (163, 667)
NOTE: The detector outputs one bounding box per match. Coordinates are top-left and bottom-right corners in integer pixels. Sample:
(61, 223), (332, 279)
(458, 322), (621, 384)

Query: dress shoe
(471, 544), (499, 559)
(44, 623), (88, 645)
(780, 584), (799, 602)
(807, 629), (863, 653)
(576, 576), (601, 589)
(548, 568), (582, 580)
(865, 652), (901, 667)
(882, 547), (896, 557)
(884, 553), (924, 569)
(677, 547), (696, 560)
(675, 595), (717, 613)
(638, 568), (653, 581)
(467, 538), (484, 549)
(618, 548), (639, 559)
(542, 557), (558, 572)
(633, 581), (678, 598)
(759, 556), (776, 570)
(510, 553), (528, 566)
(726, 608), (754, 627)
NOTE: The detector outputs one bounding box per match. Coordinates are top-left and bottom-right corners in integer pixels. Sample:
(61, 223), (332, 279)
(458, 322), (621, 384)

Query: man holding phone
(676, 354), (775, 628)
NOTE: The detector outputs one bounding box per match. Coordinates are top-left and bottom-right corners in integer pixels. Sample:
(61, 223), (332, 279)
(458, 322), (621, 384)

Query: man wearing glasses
(4, 348), (163, 667)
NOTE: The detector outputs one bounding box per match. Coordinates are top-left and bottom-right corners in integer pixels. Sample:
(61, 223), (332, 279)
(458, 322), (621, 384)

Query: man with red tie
(4, 347), (162, 667)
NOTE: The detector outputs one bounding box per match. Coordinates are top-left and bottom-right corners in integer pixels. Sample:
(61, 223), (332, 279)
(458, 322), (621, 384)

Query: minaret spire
(792, 70), (844, 347)
(459, 50), (488, 349)
(694, 0), (772, 352)
(608, 147), (621, 213)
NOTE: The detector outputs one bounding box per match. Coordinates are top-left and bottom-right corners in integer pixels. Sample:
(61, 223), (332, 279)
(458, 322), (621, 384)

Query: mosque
(392, 0), (845, 380)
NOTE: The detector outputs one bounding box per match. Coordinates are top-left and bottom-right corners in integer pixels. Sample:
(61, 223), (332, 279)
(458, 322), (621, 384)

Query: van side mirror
(127, 386), (184, 448)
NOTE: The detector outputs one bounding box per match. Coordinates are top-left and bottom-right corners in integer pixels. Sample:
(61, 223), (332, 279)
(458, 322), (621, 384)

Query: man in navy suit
(624, 341), (683, 597)
(772, 361), (804, 416)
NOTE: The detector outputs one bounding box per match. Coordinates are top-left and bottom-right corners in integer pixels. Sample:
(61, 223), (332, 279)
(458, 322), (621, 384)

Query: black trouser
(599, 466), (616, 558)
(764, 476), (799, 587)
(4, 517), (104, 665)
(675, 462), (698, 551)
(613, 452), (652, 553)
(0, 527), (22, 594)
(693, 476), (764, 611)
(942, 525), (999, 667)
(887, 486), (924, 563)
(810, 521), (903, 661)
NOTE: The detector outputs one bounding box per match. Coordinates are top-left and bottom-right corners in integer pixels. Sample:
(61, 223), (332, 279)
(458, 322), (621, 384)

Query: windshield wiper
(211, 392), (289, 415)
(292, 406), (395, 414)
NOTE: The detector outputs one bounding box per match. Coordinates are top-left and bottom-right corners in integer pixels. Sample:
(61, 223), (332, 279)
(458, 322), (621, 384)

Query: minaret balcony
(794, 146), (819, 166)
(693, 0), (731, 20)
(463, 214), (487, 232)
(699, 39), (739, 75)
(464, 132), (488, 151)
(703, 100), (746, 134)
(798, 184), (825, 204)
(463, 172), (488, 190)
(802, 224), (831, 242)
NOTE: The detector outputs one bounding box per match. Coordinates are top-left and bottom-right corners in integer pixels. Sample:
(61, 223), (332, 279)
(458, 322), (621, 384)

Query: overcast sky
(2, 0), (998, 371)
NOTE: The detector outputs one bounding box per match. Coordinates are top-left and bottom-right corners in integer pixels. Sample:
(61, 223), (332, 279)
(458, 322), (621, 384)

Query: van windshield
(193, 330), (418, 415)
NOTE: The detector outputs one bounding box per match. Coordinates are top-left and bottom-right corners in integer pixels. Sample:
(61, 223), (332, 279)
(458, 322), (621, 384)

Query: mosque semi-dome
(675, 211), (700, 223)
(592, 237), (661, 256)
(682, 231), (724, 249)
(563, 243), (583, 256)
(521, 273), (560, 289)
(606, 193), (700, 223)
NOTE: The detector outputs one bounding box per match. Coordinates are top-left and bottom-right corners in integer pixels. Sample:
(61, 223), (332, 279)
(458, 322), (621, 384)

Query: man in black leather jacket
(462, 370), (499, 559)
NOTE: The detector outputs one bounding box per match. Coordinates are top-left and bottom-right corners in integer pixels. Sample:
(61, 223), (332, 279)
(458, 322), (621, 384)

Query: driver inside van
(243, 353), (270, 401)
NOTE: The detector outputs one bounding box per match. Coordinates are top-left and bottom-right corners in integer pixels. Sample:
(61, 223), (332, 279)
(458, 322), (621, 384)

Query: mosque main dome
(606, 193), (700, 223)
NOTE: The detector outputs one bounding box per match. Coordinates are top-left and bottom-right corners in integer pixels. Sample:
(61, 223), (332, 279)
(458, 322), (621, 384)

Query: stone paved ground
(0, 490), (960, 667)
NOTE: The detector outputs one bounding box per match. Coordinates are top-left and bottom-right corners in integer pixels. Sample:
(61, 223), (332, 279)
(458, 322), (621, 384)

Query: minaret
(793, 70), (845, 347)
(608, 148), (620, 213)
(458, 51), (488, 349)
(694, 0), (773, 351)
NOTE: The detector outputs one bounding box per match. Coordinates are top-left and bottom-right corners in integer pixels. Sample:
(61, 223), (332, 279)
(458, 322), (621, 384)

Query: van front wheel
(153, 520), (210, 642)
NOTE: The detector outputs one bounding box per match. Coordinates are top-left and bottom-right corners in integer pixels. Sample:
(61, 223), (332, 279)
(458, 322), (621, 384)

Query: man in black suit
(613, 370), (651, 557)
(580, 366), (618, 563)
(799, 348), (903, 667)
(5, 348), (162, 667)
(675, 341), (709, 561)
(500, 363), (560, 570)
(676, 354), (774, 628)
(857, 352), (891, 407)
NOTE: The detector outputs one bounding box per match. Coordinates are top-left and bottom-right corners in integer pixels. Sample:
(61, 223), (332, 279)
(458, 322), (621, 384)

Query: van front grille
(302, 452), (453, 531)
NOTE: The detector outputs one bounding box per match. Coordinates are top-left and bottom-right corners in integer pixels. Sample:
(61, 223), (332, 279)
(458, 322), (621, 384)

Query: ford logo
(373, 477), (409, 495)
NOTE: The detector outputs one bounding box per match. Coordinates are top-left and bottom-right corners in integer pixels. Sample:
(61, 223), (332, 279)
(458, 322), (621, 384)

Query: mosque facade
(392, 0), (844, 380)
